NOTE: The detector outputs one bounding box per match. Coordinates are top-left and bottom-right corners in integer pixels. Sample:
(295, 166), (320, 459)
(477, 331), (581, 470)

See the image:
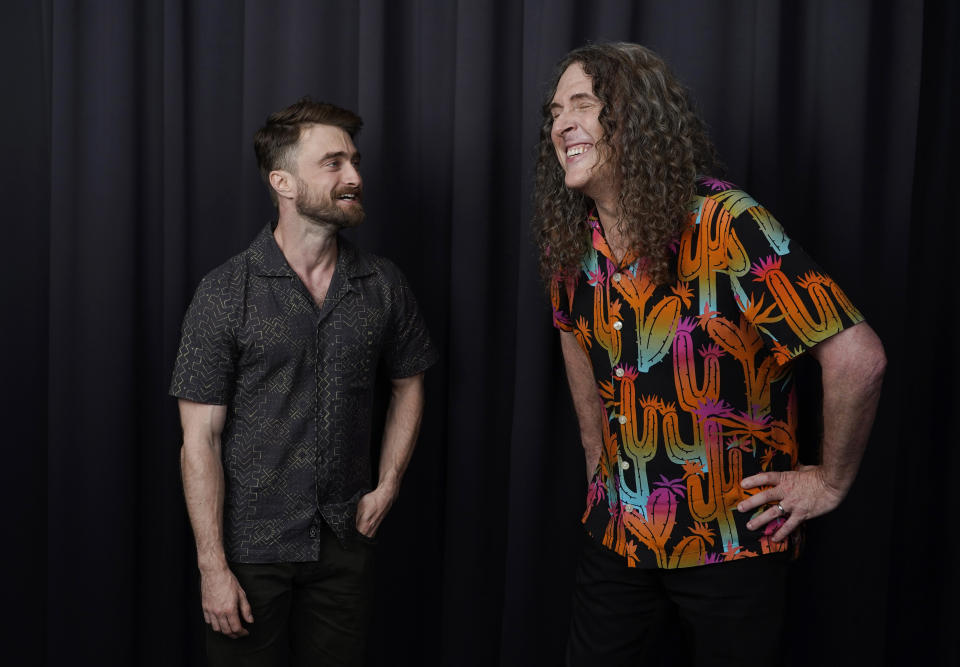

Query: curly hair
(533, 43), (720, 285)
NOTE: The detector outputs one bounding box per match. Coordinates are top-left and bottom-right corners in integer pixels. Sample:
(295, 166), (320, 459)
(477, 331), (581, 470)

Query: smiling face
(288, 123), (364, 228)
(549, 62), (616, 204)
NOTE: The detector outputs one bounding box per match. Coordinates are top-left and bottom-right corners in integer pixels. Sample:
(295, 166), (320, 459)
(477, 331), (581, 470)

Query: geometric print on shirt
(170, 225), (438, 562)
(551, 177), (864, 569)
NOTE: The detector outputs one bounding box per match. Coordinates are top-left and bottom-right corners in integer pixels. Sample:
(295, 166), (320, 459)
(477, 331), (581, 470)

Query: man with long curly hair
(534, 43), (886, 665)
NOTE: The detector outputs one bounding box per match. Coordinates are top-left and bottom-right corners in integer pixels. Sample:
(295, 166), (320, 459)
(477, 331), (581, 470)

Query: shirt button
(613, 320), (623, 331)
(309, 527), (317, 538)
(612, 273), (622, 283)
(615, 368), (625, 378)
(618, 415), (627, 424)
(621, 460), (630, 470)
(624, 504), (634, 513)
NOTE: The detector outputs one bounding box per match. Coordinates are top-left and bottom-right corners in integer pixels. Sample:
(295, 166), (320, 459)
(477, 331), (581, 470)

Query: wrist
(376, 476), (400, 498)
(814, 465), (852, 499)
(197, 552), (229, 574)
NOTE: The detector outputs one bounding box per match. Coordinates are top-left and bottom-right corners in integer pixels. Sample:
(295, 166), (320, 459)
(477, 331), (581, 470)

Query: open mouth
(566, 144), (590, 158)
(336, 192), (362, 203)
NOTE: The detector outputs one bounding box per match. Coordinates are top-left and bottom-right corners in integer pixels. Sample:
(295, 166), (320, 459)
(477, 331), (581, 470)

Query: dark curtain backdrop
(5, 0), (957, 665)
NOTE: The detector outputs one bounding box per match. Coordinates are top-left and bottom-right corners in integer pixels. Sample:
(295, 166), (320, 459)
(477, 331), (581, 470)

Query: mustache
(333, 186), (363, 201)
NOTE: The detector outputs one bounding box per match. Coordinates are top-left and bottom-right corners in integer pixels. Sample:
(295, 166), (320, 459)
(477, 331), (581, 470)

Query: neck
(593, 193), (629, 262)
(273, 209), (339, 275)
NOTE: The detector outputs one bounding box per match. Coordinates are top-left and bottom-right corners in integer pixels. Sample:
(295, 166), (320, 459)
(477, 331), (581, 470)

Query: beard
(294, 180), (365, 229)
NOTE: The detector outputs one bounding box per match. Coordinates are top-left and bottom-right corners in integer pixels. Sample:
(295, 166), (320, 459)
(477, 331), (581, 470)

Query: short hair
(253, 98), (363, 204)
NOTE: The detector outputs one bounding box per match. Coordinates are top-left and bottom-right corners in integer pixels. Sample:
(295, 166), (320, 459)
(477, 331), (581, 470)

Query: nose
(552, 109), (576, 138)
(342, 161), (362, 187)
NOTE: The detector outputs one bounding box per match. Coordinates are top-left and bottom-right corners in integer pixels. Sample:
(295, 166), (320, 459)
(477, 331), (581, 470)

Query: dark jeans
(567, 532), (788, 667)
(206, 527), (376, 667)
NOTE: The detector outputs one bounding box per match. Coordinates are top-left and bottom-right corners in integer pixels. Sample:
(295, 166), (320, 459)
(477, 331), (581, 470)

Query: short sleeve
(381, 269), (439, 378)
(721, 191), (865, 362)
(168, 273), (241, 404)
(550, 273), (576, 332)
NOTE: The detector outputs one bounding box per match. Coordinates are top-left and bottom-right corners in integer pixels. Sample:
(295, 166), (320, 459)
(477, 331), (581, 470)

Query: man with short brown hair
(171, 98), (437, 665)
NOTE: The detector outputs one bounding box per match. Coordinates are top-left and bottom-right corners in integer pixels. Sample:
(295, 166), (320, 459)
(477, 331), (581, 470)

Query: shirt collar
(586, 211), (638, 268)
(249, 222), (376, 281)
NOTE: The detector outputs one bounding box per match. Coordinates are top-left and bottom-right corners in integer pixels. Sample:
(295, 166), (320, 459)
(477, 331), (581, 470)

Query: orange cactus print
(750, 256), (844, 346)
(550, 179), (864, 569)
(678, 195), (750, 315)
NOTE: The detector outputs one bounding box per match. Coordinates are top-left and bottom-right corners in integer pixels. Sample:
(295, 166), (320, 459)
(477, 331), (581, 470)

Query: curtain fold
(11, 1), (952, 664)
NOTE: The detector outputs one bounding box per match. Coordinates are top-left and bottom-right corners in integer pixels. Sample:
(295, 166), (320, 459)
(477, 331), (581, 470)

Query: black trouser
(567, 532), (789, 667)
(206, 528), (376, 667)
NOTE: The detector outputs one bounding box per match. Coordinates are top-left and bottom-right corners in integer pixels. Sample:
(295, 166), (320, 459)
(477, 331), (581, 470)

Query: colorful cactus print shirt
(551, 178), (864, 569)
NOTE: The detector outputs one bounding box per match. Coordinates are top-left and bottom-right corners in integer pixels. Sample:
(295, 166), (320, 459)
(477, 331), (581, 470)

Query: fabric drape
(6, 1), (955, 665)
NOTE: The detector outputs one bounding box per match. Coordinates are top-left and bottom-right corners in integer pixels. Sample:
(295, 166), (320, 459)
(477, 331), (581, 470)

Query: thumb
(239, 589), (254, 623)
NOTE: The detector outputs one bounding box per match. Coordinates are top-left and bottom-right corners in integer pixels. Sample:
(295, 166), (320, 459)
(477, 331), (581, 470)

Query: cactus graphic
(702, 312), (789, 419)
(668, 535), (707, 568)
(612, 264), (682, 372)
(711, 189), (791, 256)
(686, 400), (743, 550)
(661, 400), (707, 467)
(759, 385), (799, 466)
(662, 316), (719, 465)
(668, 522), (716, 568)
(678, 196), (750, 315)
(798, 270), (864, 323)
(672, 317), (722, 412)
(616, 367), (659, 510)
(751, 256), (844, 346)
(581, 248), (622, 366)
(587, 407), (630, 556)
(622, 475), (686, 569)
(660, 398), (706, 466)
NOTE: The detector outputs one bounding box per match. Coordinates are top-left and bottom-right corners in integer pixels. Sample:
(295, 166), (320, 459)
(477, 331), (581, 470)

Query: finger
(737, 488), (777, 513)
(220, 614), (248, 639)
(220, 621), (242, 639)
(771, 515), (803, 542)
(740, 471), (780, 489)
(239, 591), (254, 624)
(224, 610), (244, 635)
(745, 506), (781, 531)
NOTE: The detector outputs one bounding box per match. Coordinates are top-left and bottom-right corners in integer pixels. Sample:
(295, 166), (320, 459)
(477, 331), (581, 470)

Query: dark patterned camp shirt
(551, 178), (864, 568)
(170, 223), (438, 563)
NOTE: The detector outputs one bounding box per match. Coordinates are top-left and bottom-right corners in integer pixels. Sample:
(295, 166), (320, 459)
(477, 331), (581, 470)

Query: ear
(269, 169), (296, 201)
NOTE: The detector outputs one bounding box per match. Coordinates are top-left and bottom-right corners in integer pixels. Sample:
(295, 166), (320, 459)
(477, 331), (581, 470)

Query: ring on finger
(776, 502), (787, 516)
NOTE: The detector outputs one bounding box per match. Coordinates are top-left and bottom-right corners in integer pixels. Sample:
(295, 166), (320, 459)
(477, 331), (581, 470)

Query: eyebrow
(319, 150), (361, 162)
(549, 92), (600, 112)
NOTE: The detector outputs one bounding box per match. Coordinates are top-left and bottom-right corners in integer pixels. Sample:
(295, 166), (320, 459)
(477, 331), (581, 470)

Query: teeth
(566, 145), (588, 157)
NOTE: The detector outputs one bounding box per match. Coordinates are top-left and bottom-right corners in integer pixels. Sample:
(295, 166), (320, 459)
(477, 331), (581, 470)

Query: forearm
(737, 322), (885, 540)
(377, 374), (425, 494)
(178, 400), (230, 572)
(560, 332), (604, 480)
(181, 438), (229, 571)
(815, 324), (886, 496)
